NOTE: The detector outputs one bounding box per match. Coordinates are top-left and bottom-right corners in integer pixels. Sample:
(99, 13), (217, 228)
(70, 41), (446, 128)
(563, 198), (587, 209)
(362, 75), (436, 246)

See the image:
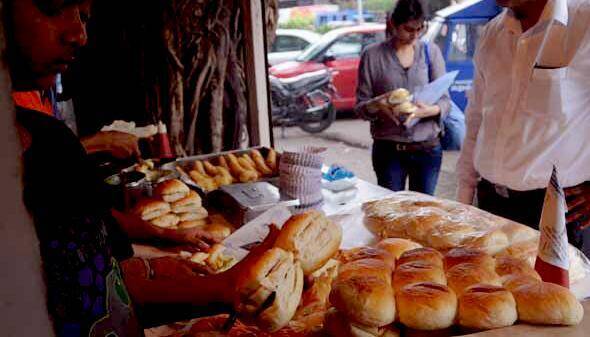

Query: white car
(268, 29), (321, 66)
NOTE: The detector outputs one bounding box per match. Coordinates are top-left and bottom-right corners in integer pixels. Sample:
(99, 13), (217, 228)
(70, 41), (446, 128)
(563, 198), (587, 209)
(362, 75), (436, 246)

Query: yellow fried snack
(238, 156), (257, 172)
(193, 160), (207, 175)
(213, 166), (234, 186)
(217, 156), (230, 172)
(266, 148), (278, 174)
(203, 160), (220, 176)
(250, 149), (273, 176)
(227, 154), (259, 183)
(189, 170), (218, 192)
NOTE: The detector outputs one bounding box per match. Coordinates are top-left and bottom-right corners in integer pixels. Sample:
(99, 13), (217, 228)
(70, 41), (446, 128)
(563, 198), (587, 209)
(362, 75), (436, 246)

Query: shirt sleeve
(428, 42), (451, 122)
(354, 48), (379, 120)
(456, 40), (486, 204)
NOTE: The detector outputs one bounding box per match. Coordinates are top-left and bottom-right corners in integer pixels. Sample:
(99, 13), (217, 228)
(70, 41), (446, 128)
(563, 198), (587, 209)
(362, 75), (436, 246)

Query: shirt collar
(501, 0), (569, 34)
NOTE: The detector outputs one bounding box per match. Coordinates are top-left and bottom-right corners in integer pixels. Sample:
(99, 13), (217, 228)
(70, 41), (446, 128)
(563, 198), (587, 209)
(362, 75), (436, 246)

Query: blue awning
(436, 0), (502, 20)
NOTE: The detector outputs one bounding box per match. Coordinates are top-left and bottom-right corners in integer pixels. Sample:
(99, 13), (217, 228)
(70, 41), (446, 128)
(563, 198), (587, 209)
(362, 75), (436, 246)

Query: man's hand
(81, 131), (141, 159)
(565, 182), (590, 231)
(404, 102), (441, 127)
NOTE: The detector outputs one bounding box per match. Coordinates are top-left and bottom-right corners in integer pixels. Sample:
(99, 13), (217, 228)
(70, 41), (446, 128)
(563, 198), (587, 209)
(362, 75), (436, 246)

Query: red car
(269, 24), (386, 112)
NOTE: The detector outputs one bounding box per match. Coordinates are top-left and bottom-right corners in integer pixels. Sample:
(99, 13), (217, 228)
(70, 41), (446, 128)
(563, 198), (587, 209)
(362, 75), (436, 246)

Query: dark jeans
(372, 140), (442, 195)
(477, 179), (590, 258)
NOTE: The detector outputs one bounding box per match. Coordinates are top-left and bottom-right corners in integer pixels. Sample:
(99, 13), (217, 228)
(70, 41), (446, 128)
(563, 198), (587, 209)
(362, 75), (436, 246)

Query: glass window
(326, 33), (363, 60)
(272, 36), (309, 53)
(448, 23), (486, 62)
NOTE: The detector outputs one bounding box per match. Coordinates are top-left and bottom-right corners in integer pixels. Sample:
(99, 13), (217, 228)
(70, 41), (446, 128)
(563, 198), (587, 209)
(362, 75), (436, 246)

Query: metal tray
(161, 147), (279, 195)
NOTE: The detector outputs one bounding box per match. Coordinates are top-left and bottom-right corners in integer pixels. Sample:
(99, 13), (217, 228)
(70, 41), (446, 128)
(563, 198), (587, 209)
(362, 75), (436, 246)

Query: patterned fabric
(17, 107), (142, 337)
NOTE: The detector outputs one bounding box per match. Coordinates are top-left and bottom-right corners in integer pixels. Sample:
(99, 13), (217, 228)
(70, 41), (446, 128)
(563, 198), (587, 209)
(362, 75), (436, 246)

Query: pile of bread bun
(179, 243), (237, 273)
(184, 148), (278, 192)
(325, 238), (583, 337)
(234, 210), (342, 332)
(387, 88), (417, 116)
(132, 179), (232, 238)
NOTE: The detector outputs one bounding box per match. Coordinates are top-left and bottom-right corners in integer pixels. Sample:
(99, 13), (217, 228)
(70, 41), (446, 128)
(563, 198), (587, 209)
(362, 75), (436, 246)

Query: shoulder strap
(423, 41), (432, 82)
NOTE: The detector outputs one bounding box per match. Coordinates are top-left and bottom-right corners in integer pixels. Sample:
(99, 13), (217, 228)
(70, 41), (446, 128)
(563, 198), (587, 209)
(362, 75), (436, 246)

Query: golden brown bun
(393, 261), (446, 293)
(464, 230), (509, 255)
(494, 256), (541, 281)
(170, 190), (202, 213)
(133, 199), (171, 221)
(500, 222), (536, 244)
(396, 282), (457, 330)
(446, 263), (502, 295)
(375, 238), (422, 260)
(512, 282), (584, 326)
(501, 274), (541, 291)
(458, 284), (517, 329)
(388, 88), (411, 103)
(177, 220), (207, 229)
(396, 101), (417, 114)
(324, 308), (401, 337)
(338, 259), (392, 285)
(398, 248), (444, 270)
(235, 248), (304, 332)
(177, 209), (208, 222)
(330, 262), (396, 327)
(427, 222), (475, 250)
(340, 247), (396, 270)
(444, 247), (495, 271)
(275, 210), (342, 275)
(206, 222), (233, 239)
(154, 179), (190, 202)
(150, 213), (180, 228)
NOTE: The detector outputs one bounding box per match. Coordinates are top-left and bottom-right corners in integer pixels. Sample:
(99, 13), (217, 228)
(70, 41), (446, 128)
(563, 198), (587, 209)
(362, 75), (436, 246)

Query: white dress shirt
(457, 0), (590, 203)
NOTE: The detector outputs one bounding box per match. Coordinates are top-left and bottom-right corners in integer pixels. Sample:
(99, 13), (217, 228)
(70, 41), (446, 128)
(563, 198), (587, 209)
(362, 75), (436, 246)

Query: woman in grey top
(356, 0), (450, 195)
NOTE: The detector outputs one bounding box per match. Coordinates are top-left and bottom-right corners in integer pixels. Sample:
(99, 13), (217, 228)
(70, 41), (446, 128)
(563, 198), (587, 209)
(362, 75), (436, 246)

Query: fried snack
(189, 170), (218, 192)
(512, 282), (584, 326)
(242, 153), (257, 168)
(458, 284), (517, 329)
(266, 148), (278, 174)
(213, 166), (234, 186)
(239, 156), (257, 171)
(275, 210), (342, 275)
(227, 153), (259, 183)
(217, 155), (230, 172)
(251, 149), (274, 176)
(203, 160), (220, 176)
(193, 160), (207, 175)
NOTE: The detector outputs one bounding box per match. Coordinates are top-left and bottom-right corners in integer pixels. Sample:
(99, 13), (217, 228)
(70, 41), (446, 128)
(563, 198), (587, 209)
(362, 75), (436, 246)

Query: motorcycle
(269, 69), (337, 134)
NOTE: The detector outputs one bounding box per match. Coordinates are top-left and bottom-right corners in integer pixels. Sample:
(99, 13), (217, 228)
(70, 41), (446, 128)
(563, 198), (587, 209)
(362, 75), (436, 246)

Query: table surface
(321, 179), (393, 216)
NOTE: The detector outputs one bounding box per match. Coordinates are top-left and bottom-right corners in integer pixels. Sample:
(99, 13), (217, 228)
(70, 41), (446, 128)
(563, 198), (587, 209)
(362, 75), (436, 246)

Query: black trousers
(477, 179), (590, 258)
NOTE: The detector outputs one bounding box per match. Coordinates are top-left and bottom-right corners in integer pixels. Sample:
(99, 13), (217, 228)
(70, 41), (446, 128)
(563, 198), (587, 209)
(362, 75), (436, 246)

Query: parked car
(269, 24), (386, 112)
(268, 29), (321, 66)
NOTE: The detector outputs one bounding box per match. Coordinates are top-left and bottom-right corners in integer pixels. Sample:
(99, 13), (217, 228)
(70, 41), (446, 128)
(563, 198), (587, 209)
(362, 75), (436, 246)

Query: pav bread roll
(464, 230), (509, 255)
(171, 190), (203, 213)
(177, 208), (208, 222)
(338, 259), (392, 285)
(458, 284), (517, 329)
(444, 247), (495, 271)
(494, 256), (541, 281)
(396, 282), (457, 330)
(427, 222), (475, 250)
(501, 274), (541, 291)
(235, 248), (304, 332)
(154, 179), (190, 202)
(178, 219), (207, 229)
(398, 248), (444, 270)
(133, 199), (171, 221)
(446, 263), (501, 295)
(396, 101), (417, 114)
(324, 308), (401, 337)
(388, 88), (411, 105)
(206, 222), (233, 239)
(330, 275), (395, 327)
(376, 238), (422, 260)
(150, 213), (180, 228)
(340, 247), (395, 270)
(500, 222), (536, 244)
(393, 261), (446, 293)
(512, 282), (584, 326)
(275, 210), (342, 275)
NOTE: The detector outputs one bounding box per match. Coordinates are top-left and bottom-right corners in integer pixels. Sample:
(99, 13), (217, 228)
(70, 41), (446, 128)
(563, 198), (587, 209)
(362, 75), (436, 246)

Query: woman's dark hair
(390, 0), (429, 25)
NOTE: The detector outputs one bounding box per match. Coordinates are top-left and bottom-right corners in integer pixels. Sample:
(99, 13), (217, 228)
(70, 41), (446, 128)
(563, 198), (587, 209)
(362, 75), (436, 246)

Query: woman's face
(393, 19), (426, 46)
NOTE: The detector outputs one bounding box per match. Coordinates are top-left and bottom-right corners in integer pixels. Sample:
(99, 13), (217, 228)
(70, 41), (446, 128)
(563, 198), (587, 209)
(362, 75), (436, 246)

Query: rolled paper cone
(534, 166), (569, 288)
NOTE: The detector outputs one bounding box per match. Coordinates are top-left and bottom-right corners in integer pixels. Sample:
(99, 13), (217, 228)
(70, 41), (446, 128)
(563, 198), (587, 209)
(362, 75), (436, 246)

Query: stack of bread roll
(326, 238), (584, 337)
(234, 210), (342, 332)
(387, 88), (417, 116)
(186, 148), (278, 192)
(132, 179), (233, 239)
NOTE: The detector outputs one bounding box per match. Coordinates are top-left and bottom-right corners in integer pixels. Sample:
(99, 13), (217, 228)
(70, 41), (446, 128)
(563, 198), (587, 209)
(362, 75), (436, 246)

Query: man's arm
(456, 49), (485, 204)
(355, 49), (379, 120)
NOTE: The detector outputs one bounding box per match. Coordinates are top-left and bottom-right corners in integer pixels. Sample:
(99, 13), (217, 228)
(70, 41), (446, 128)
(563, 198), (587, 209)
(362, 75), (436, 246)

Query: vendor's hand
(565, 182), (590, 231)
(404, 102), (441, 127)
(82, 131), (141, 159)
(111, 209), (218, 250)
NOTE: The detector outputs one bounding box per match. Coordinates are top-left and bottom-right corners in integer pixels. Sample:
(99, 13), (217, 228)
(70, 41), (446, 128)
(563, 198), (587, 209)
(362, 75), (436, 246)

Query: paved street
(273, 119), (459, 200)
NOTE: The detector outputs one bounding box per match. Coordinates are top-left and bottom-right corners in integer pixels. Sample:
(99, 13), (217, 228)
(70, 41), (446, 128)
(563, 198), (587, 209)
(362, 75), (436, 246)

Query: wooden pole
(0, 0), (55, 335)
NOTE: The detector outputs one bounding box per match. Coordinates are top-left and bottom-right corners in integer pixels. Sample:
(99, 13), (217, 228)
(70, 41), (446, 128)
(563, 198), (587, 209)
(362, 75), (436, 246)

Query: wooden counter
(465, 300), (589, 337)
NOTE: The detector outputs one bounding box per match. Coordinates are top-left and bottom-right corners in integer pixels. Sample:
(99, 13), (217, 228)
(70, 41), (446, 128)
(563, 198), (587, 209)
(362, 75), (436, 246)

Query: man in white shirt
(457, 0), (590, 257)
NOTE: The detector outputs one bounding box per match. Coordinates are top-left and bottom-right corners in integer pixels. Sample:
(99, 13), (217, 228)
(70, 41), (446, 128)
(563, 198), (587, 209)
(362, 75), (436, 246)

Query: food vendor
(456, 0), (590, 257)
(7, 0), (275, 336)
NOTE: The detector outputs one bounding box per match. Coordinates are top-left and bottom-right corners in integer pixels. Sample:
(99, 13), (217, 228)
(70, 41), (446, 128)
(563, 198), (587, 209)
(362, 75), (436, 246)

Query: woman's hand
(81, 131), (141, 159)
(404, 102), (441, 126)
